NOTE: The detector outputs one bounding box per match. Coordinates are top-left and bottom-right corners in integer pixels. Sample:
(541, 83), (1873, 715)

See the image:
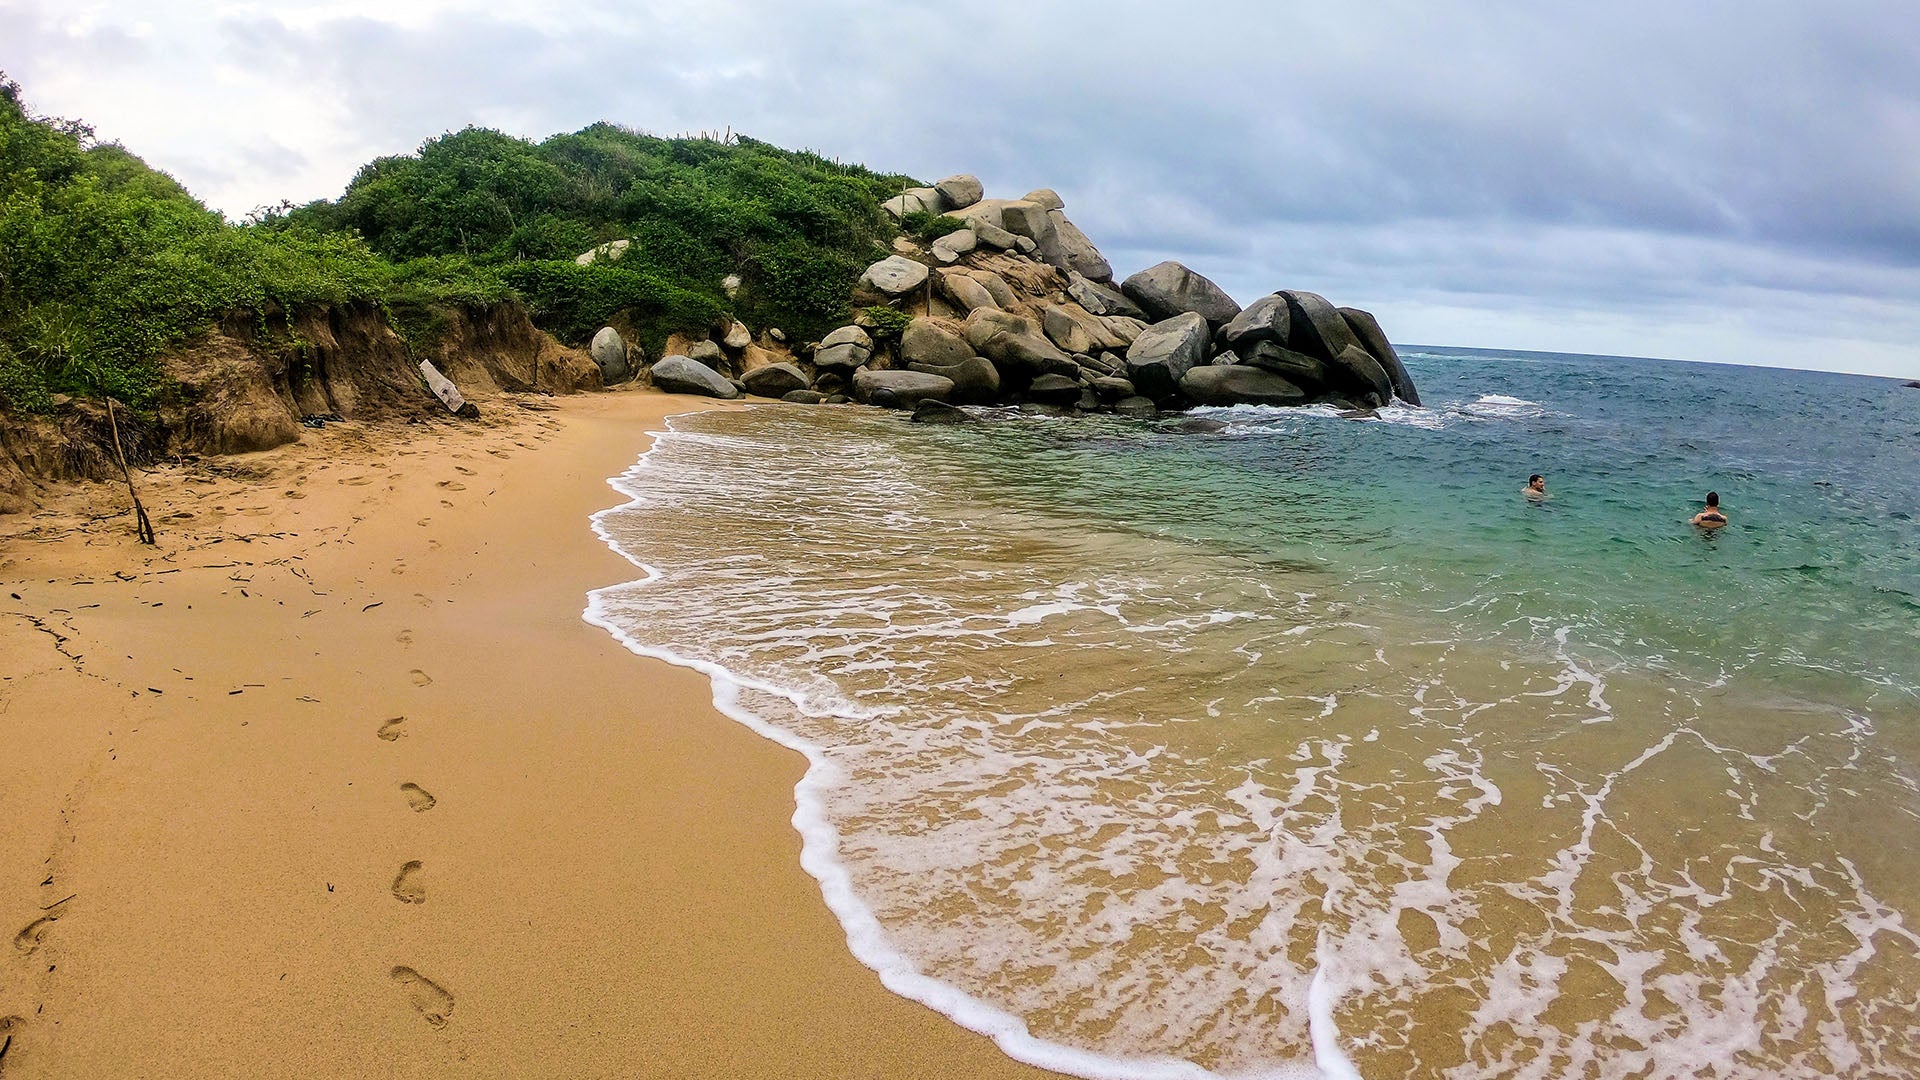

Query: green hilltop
(0, 72), (917, 412)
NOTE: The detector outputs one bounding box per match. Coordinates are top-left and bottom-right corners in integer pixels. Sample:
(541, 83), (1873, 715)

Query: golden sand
(0, 390), (1055, 1079)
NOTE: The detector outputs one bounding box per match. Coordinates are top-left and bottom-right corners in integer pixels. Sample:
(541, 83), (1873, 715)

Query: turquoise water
(590, 349), (1920, 1079)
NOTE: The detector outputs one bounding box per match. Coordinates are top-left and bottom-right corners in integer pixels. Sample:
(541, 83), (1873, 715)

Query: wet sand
(0, 391), (1057, 1079)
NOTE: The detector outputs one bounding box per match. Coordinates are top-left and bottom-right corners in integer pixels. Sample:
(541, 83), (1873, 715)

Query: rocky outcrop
(935, 175), (984, 210)
(1339, 307), (1420, 406)
(814, 325), (875, 370)
(589, 327), (631, 383)
(1179, 364), (1308, 407)
(1122, 262), (1242, 328)
(861, 255), (930, 296)
(650, 355), (742, 399)
(966, 310), (1072, 380)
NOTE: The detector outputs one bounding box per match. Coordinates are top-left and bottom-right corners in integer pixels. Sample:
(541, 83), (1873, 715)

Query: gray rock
(822, 325), (872, 350)
(911, 399), (977, 424)
(1179, 365), (1309, 407)
(575, 239), (630, 266)
(956, 199), (1011, 231)
(782, 389), (826, 404)
(1122, 262), (1242, 328)
(965, 309), (1072, 379)
(1000, 200), (1055, 250)
(934, 175), (984, 211)
(687, 340), (727, 369)
(1281, 290), (1364, 362)
(861, 255), (930, 296)
(742, 362), (808, 398)
(651, 355), (741, 399)
(812, 371), (848, 394)
(853, 369), (956, 410)
(1114, 396), (1158, 417)
(824, 394), (851, 404)
(901, 319), (976, 369)
(907, 356), (1000, 403)
(941, 272), (999, 312)
(930, 243), (964, 266)
(1091, 376), (1136, 401)
(1035, 354), (1084, 379)
(813, 343), (869, 370)
(1049, 211), (1112, 281)
(1330, 345), (1394, 404)
(768, 327), (787, 343)
(1239, 341), (1331, 389)
(1075, 353), (1119, 378)
(1023, 188), (1066, 211)
(1041, 305), (1095, 355)
(1123, 312), (1212, 399)
(882, 187), (942, 218)
(1222, 294), (1290, 350)
(722, 320), (752, 350)
(1339, 307), (1421, 405)
(1028, 373), (1083, 405)
(971, 271), (1018, 309)
(1068, 272), (1145, 318)
(1014, 235), (1037, 255)
(936, 228), (983, 255)
(589, 327), (630, 383)
(971, 220), (1020, 250)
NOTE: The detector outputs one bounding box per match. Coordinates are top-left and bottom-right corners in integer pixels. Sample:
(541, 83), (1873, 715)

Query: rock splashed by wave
(588, 349), (1920, 1079)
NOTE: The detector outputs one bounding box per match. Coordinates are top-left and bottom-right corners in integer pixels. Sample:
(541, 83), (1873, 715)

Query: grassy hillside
(0, 73), (916, 413)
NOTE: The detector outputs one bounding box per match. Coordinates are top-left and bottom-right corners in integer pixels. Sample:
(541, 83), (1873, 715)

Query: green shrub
(899, 211), (969, 244)
(860, 305), (913, 340)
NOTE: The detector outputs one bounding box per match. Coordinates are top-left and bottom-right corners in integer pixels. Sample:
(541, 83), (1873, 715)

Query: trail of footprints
(375, 657), (453, 1028)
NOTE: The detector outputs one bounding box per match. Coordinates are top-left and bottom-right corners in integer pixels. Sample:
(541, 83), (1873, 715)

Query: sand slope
(0, 392), (1055, 1078)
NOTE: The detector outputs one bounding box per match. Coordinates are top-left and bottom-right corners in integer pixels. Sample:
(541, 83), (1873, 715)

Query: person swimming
(1524, 474), (1547, 499)
(1691, 491), (1728, 528)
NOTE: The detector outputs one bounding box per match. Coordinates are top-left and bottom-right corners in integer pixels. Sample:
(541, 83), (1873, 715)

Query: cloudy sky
(5, 0), (1917, 378)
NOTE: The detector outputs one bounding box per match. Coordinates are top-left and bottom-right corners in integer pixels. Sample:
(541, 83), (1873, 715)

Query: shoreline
(0, 390), (1056, 1078)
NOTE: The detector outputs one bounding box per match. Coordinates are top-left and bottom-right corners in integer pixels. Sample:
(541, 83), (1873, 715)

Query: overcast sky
(5, 0), (1917, 378)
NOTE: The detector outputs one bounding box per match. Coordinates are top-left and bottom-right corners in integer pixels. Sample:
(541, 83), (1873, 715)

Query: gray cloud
(2, 0), (1916, 376)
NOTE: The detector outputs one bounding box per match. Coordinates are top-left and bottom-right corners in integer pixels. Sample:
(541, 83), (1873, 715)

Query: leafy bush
(899, 211), (969, 244)
(860, 305), (913, 340)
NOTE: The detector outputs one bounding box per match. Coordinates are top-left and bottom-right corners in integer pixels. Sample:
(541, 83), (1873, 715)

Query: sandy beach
(0, 390), (1056, 1079)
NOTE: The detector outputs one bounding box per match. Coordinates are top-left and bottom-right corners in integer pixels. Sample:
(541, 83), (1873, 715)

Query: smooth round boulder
(1091, 376), (1136, 401)
(1222, 294), (1291, 349)
(1048, 211), (1112, 281)
(650, 355), (741, 399)
(1027, 373), (1083, 406)
(881, 187), (942, 218)
(1123, 312), (1212, 399)
(589, 327), (630, 383)
(1281, 290), (1364, 362)
(941, 271), (999, 312)
(964, 309), (1071, 379)
(1068, 272), (1144, 318)
(1122, 262), (1243, 328)
(1022, 188), (1065, 211)
(782, 389), (826, 404)
(860, 255), (930, 297)
(1330, 345), (1395, 403)
(742, 362), (808, 398)
(687, 340), (727, 369)
(1179, 365), (1308, 407)
(910, 399), (977, 424)
(1239, 341), (1331, 389)
(853, 369), (956, 410)
(813, 325), (874, 370)
(934, 175), (984, 211)
(722, 320), (752, 350)
(1339, 306), (1421, 405)
(901, 319), (976, 369)
(907, 356), (1000, 404)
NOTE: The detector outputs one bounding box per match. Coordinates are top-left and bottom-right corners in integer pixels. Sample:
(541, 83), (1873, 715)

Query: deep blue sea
(591, 348), (1920, 1079)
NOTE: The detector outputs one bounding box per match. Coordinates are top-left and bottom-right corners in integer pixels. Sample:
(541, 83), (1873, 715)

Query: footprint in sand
(395, 629), (414, 646)
(376, 716), (407, 741)
(389, 966), (453, 1027)
(1, 1013), (24, 1062)
(340, 476), (372, 487)
(400, 783), (437, 812)
(412, 593), (433, 609)
(391, 861), (426, 904)
(453, 465), (475, 476)
(12, 916), (53, 954)
(409, 669), (433, 687)
(436, 481), (466, 492)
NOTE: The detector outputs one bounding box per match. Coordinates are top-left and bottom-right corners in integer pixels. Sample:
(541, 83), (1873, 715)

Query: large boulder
(687, 340), (727, 370)
(853, 369), (956, 410)
(930, 229), (977, 264)
(1281, 290), (1363, 362)
(901, 319), (976, 369)
(934, 175), (984, 210)
(955, 198), (1012, 231)
(911, 399), (977, 424)
(1239, 341), (1331, 389)
(651, 355), (741, 399)
(1041, 305), (1095, 355)
(1023, 188), (1066, 211)
(1027, 373), (1083, 406)
(999, 201), (1061, 264)
(589, 327), (631, 383)
(1068, 272), (1145, 318)
(1179, 365), (1309, 407)
(722, 319), (752, 350)
(970, 219), (1020, 250)
(1339, 307), (1421, 405)
(1049, 211), (1112, 281)
(970, 270), (1018, 309)
(1121, 262), (1242, 328)
(813, 325), (874, 370)
(941, 271), (999, 312)
(965, 309), (1072, 379)
(907, 356), (1001, 403)
(861, 255), (930, 296)
(1329, 345), (1394, 405)
(882, 187), (942, 218)
(1221, 294), (1290, 350)
(742, 362), (808, 398)
(1123, 312), (1211, 399)
(1090, 376), (1136, 401)
(575, 239), (630, 266)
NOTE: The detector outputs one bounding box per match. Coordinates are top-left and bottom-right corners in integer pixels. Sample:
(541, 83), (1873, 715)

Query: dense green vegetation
(0, 74), (917, 413)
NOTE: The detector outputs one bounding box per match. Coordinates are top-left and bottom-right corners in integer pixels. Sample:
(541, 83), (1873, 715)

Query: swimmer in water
(1691, 491), (1728, 528)
(1524, 474), (1547, 499)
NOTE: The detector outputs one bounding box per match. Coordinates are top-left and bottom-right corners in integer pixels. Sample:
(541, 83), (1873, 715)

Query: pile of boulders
(608, 173), (1420, 415)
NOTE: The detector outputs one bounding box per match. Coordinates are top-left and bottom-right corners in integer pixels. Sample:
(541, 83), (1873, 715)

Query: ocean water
(586, 348), (1920, 1079)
